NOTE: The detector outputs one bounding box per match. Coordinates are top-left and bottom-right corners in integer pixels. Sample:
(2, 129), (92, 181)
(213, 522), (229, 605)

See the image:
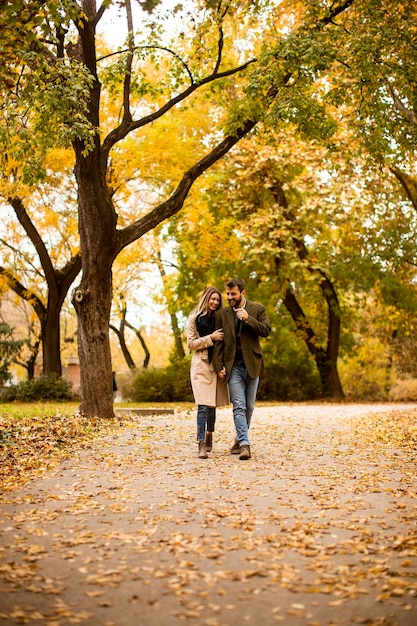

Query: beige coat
(186, 313), (229, 407)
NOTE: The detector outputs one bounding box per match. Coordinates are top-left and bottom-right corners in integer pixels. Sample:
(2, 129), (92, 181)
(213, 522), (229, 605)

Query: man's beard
(229, 296), (242, 308)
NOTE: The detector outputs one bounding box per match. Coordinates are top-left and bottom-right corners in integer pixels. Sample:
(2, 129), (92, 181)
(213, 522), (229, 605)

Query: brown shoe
(206, 432), (213, 452)
(230, 440), (241, 454)
(198, 441), (208, 459)
(239, 445), (251, 460)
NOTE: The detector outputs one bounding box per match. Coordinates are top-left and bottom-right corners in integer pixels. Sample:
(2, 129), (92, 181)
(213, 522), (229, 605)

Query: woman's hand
(211, 328), (224, 341)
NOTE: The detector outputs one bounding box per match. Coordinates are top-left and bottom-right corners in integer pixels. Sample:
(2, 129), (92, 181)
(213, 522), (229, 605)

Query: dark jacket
(212, 299), (271, 381)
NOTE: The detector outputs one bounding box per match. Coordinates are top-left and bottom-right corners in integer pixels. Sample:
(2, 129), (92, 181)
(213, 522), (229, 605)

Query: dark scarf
(196, 312), (216, 363)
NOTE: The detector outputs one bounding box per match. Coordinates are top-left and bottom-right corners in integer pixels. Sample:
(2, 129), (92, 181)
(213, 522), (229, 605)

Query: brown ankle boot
(239, 445), (251, 460)
(198, 441), (208, 459)
(205, 432), (213, 452)
(230, 439), (240, 454)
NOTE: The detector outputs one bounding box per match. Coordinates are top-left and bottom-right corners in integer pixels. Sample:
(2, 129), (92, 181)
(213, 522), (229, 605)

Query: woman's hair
(193, 286), (223, 316)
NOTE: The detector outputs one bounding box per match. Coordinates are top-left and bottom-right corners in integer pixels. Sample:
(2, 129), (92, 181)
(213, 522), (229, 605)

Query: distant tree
(0, 196), (81, 376)
(0, 322), (26, 385)
(110, 299), (150, 369)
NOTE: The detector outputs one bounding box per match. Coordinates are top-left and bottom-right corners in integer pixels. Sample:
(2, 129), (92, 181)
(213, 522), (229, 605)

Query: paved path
(1, 403), (417, 626)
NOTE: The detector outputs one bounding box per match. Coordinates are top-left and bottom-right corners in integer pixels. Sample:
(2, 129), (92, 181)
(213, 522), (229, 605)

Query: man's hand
(217, 366), (226, 379)
(235, 307), (248, 322)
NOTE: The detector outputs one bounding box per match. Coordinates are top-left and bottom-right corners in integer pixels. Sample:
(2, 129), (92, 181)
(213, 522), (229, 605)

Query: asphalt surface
(1, 403), (417, 626)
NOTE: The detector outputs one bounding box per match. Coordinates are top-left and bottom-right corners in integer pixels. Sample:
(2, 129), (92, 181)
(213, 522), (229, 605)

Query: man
(212, 278), (271, 460)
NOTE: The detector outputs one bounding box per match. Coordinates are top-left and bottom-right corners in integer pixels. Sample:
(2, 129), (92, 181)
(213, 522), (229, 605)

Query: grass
(0, 400), (195, 419)
(0, 401), (80, 420)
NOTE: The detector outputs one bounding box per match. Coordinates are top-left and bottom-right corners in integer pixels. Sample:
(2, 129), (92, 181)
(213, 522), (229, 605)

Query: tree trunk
(68, 5), (117, 418)
(318, 273), (344, 399)
(170, 313), (186, 361)
(42, 299), (63, 376)
(72, 256), (115, 418)
(72, 147), (118, 418)
(110, 324), (137, 370)
(270, 181), (344, 399)
(26, 339), (40, 380)
(315, 351), (345, 399)
(124, 319), (151, 368)
(282, 286), (344, 399)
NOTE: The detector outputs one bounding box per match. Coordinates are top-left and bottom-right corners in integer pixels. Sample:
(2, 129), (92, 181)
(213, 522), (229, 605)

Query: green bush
(126, 355), (322, 403)
(259, 361), (321, 401)
(0, 374), (75, 402)
(128, 358), (194, 403)
(260, 323), (322, 401)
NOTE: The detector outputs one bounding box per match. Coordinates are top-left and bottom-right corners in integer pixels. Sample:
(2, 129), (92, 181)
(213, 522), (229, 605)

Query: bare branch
(92, 1), (110, 28)
(0, 266), (46, 322)
(0, 237), (44, 280)
(386, 82), (417, 124)
(390, 166), (417, 212)
(100, 57), (255, 168)
(116, 117), (257, 251)
(122, 0), (135, 123)
(97, 45), (195, 85)
(8, 197), (57, 288)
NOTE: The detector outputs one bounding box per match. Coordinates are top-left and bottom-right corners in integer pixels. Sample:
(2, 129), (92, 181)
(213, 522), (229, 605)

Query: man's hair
(225, 278), (245, 291)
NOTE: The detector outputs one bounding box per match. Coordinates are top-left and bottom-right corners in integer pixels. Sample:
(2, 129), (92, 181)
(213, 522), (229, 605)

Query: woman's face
(208, 293), (220, 311)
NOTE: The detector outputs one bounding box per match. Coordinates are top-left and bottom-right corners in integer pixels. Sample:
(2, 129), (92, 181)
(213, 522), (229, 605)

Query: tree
(181, 141), (345, 398)
(271, 185), (345, 399)
(3, 0), (384, 417)
(153, 245), (185, 362)
(0, 2), (84, 376)
(0, 196), (81, 376)
(0, 291), (41, 380)
(110, 298), (150, 369)
(0, 322), (26, 385)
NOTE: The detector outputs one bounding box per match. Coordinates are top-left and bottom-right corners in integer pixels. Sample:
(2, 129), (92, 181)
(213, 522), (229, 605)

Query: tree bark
(14, 338), (40, 380)
(42, 299), (63, 375)
(26, 338), (40, 380)
(72, 257), (115, 417)
(390, 166), (417, 212)
(71, 143), (117, 418)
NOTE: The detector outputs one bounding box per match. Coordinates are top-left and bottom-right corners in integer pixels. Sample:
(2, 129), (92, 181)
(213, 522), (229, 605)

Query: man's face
(226, 286), (245, 308)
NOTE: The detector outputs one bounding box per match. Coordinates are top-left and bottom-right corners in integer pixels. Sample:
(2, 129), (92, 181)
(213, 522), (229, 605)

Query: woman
(186, 286), (229, 458)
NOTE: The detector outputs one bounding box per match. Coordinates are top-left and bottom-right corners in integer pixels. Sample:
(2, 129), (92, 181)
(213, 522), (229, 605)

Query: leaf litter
(0, 404), (417, 625)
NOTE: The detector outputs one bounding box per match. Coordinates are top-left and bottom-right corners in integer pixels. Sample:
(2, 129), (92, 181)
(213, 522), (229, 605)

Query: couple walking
(186, 278), (271, 460)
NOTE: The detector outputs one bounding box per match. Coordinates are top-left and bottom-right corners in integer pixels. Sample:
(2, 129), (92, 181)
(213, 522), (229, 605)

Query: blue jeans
(228, 363), (259, 446)
(197, 405), (216, 441)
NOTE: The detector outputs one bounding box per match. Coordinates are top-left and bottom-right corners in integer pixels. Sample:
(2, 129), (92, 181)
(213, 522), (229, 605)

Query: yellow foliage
(43, 148), (74, 173)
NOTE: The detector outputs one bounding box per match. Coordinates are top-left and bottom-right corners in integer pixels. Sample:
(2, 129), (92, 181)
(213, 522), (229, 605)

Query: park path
(1, 403), (417, 626)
